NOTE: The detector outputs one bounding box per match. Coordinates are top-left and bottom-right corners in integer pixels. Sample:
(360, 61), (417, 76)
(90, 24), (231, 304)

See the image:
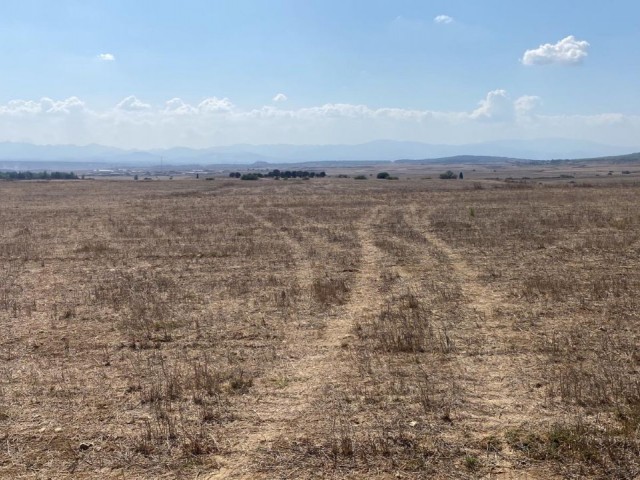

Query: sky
(0, 0), (639, 149)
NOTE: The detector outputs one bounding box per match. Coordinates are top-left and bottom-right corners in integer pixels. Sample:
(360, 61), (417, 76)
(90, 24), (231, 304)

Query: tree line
(0, 171), (79, 180)
(230, 170), (327, 180)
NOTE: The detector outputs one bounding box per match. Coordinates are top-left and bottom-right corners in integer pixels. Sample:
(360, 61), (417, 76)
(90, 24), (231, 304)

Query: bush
(439, 170), (457, 180)
(377, 172), (390, 179)
(354, 175), (367, 180)
(241, 173), (260, 181)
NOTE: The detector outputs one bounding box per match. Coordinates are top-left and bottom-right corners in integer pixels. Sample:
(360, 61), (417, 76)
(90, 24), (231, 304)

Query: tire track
(205, 205), (385, 479)
(406, 208), (548, 478)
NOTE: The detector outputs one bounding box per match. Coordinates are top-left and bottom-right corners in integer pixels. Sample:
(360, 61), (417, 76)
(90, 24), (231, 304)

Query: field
(1, 166), (639, 479)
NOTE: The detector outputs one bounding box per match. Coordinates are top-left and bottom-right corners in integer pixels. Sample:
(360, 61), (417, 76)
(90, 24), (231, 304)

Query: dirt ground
(1, 164), (639, 479)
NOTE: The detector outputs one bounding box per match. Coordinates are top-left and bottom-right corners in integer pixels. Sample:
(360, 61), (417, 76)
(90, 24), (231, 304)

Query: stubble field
(1, 173), (639, 479)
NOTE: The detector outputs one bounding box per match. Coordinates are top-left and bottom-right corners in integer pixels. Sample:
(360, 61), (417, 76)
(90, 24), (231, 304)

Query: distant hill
(560, 152), (640, 164)
(396, 155), (522, 165)
(0, 139), (638, 169)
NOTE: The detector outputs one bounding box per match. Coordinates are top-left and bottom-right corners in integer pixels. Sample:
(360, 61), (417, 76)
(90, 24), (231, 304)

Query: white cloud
(515, 95), (541, 116)
(115, 96), (151, 112)
(434, 15), (453, 24)
(522, 35), (589, 66)
(0, 92), (637, 149)
(162, 97), (235, 115)
(163, 98), (197, 115)
(46, 96), (87, 114)
(197, 97), (234, 113)
(97, 53), (115, 62)
(273, 93), (288, 103)
(0, 99), (42, 115)
(0, 97), (88, 116)
(470, 90), (513, 121)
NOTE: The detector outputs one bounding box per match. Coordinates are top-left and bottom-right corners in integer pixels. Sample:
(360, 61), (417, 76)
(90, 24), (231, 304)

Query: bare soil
(1, 167), (639, 479)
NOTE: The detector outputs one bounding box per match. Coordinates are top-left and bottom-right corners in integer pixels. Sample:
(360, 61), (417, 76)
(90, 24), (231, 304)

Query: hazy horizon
(0, 138), (637, 166)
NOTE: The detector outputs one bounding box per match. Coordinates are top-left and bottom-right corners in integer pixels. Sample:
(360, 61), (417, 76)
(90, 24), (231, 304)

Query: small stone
(409, 421), (418, 427)
(54, 427), (62, 433)
(79, 442), (93, 451)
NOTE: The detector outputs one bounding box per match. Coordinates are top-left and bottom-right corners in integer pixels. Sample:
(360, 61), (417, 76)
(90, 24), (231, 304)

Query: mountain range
(0, 139), (638, 169)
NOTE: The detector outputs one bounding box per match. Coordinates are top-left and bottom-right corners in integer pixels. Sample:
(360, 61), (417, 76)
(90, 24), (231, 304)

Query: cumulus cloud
(0, 97), (88, 116)
(434, 15), (453, 24)
(470, 90), (514, 121)
(115, 96), (151, 112)
(0, 92), (636, 149)
(273, 93), (288, 103)
(515, 95), (541, 116)
(163, 98), (197, 115)
(0, 99), (42, 115)
(46, 96), (87, 114)
(97, 53), (115, 62)
(470, 92), (543, 122)
(522, 36), (589, 66)
(161, 97), (234, 115)
(197, 97), (234, 113)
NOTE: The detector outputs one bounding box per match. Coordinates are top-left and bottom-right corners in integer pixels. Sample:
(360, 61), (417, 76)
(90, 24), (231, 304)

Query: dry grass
(0, 172), (639, 478)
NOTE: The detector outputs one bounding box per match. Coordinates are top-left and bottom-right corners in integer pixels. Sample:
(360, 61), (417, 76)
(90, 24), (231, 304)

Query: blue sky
(0, 0), (638, 148)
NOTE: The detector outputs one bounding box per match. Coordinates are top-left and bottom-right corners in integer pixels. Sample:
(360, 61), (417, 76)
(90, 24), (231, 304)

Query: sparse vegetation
(2, 167), (640, 478)
(439, 170), (457, 179)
